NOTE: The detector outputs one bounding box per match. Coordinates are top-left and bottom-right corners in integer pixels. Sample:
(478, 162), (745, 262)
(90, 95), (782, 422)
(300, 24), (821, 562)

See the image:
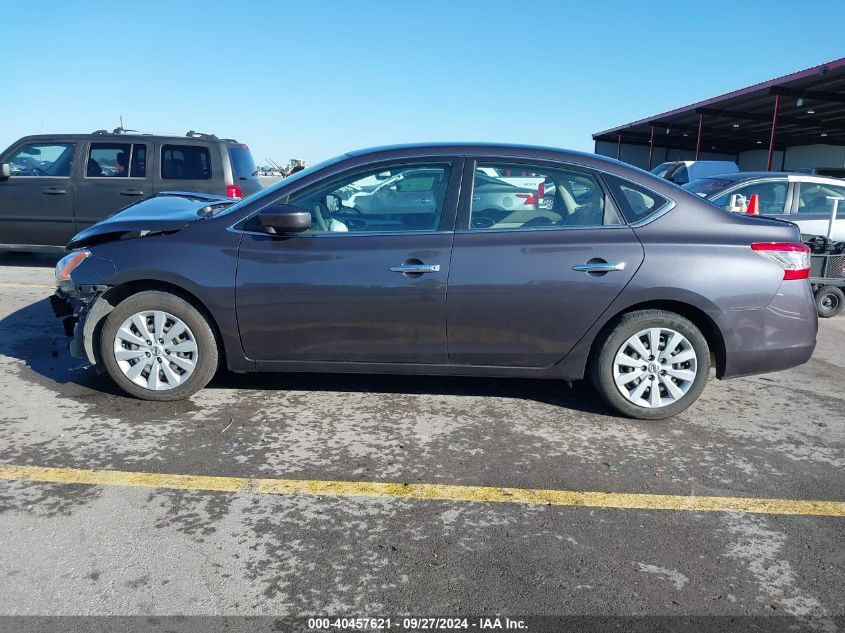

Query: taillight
(751, 242), (811, 280)
(226, 185), (242, 199)
(515, 193), (538, 205)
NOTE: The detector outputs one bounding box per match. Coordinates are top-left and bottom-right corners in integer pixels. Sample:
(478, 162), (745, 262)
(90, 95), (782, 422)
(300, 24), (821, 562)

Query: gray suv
(0, 130), (262, 251)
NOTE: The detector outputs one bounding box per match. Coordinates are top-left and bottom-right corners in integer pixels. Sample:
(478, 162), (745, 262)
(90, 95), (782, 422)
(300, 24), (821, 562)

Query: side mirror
(0, 163), (10, 180)
(258, 203), (311, 234)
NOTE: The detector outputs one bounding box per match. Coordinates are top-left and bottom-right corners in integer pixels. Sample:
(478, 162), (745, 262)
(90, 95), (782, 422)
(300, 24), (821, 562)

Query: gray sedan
(51, 143), (817, 420)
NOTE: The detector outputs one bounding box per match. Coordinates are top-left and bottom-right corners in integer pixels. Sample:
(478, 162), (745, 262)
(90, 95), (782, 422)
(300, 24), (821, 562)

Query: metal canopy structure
(593, 58), (845, 170)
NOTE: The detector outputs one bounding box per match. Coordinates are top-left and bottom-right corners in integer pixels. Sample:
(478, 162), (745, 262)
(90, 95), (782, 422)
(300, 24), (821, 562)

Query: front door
(235, 159), (460, 364)
(74, 141), (153, 232)
(0, 141), (77, 247)
(446, 160), (645, 367)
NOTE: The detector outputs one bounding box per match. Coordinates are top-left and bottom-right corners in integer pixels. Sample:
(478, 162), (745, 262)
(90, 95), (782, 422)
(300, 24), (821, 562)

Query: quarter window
(87, 143), (147, 178)
(161, 145), (211, 180)
(7, 143), (75, 177)
(468, 162), (619, 230)
(712, 181), (788, 215)
(604, 175), (668, 223)
(286, 163), (452, 234)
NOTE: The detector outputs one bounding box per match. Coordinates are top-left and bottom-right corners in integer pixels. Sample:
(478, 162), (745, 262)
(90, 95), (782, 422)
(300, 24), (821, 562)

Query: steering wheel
(311, 202), (330, 232)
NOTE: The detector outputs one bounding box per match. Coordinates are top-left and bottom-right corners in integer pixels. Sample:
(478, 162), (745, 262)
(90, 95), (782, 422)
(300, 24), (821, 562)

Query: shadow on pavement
(0, 252), (63, 268)
(0, 294), (611, 416)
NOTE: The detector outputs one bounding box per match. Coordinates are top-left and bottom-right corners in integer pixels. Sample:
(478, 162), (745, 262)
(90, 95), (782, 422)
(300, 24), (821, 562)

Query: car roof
(696, 171), (845, 185)
(343, 142), (640, 172)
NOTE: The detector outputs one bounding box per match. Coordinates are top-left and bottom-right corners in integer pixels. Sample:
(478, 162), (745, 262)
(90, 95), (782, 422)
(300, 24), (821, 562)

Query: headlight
(55, 250), (90, 284)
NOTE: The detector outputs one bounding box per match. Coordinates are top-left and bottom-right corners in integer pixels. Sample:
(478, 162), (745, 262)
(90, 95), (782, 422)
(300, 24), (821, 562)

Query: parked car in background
(51, 143), (816, 420)
(683, 172), (845, 240)
(651, 160), (739, 184)
(0, 130), (262, 251)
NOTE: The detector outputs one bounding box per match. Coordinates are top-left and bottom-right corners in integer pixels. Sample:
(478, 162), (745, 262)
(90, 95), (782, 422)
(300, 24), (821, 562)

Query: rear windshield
(229, 146), (258, 180)
(683, 178), (734, 197)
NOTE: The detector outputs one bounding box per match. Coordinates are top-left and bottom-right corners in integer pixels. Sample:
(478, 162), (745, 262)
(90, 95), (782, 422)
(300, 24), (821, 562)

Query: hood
(67, 191), (234, 250)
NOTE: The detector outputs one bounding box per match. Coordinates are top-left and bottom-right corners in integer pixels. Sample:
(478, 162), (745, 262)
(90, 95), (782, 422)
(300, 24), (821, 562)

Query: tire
(815, 285), (844, 318)
(100, 290), (219, 401)
(590, 309), (710, 420)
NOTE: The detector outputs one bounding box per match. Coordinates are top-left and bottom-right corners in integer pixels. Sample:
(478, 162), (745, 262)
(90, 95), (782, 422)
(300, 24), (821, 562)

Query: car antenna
(112, 115), (139, 135)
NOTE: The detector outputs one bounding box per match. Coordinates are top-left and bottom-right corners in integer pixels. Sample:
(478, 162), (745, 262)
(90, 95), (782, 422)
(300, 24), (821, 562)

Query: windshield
(216, 153), (349, 216)
(683, 178), (735, 197)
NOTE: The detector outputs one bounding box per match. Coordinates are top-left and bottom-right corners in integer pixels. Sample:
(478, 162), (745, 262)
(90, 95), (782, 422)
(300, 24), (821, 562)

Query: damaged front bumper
(51, 283), (112, 365)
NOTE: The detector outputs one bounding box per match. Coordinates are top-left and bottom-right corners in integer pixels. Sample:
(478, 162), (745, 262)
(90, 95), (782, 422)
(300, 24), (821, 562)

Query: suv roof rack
(186, 130), (219, 140)
(92, 127), (142, 135)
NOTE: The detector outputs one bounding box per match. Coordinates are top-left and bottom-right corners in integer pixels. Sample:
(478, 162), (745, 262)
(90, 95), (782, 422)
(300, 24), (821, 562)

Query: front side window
(8, 143), (75, 177)
(285, 163), (452, 234)
(87, 143), (147, 178)
(161, 145), (211, 180)
(712, 181), (787, 215)
(796, 182), (845, 215)
(469, 162), (618, 230)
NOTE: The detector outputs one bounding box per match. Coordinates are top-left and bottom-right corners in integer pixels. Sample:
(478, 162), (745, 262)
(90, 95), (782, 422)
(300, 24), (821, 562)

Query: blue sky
(2, 0), (844, 166)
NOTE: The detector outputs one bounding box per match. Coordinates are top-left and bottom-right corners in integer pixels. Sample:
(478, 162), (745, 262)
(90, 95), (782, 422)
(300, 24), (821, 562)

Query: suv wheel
(591, 310), (710, 420)
(100, 291), (219, 401)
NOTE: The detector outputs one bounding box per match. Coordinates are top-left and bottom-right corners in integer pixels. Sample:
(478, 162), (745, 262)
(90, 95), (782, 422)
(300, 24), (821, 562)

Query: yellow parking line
(0, 282), (54, 289)
(0, 464), (843, 517)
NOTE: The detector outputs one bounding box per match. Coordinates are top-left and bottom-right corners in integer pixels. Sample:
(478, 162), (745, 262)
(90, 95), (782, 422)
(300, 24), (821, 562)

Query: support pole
(767, 93), (781, 171)
(695, 113), (703, 160)
(647, 126), (655, 170)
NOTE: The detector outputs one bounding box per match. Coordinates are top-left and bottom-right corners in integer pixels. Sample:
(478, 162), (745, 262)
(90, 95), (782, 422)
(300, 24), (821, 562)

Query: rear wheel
(100, 291), (219, 401)
(591, 310), (710, 420)
(815, 285), (844, 318)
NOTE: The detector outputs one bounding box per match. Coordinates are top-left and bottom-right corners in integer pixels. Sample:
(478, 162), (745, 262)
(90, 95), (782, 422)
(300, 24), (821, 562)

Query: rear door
(73, 140), (153, 231)
(792, 180), (845, 240)
(0, 140), (77, 247)
(446, 159), (645, 367)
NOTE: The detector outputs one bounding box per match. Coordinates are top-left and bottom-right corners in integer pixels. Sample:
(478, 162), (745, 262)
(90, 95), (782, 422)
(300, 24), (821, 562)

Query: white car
(684, 172), (845, 240)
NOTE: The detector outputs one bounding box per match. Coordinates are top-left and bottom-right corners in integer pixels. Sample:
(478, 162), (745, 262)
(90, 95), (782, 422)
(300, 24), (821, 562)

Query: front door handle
(42, 187), (67, 195)
(120, 189), (145, 196)
(572, 261), (626, 273)
(390, 264), (440, 274)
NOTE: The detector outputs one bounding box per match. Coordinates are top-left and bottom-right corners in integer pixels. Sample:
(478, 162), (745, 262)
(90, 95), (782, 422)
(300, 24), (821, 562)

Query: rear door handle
(42, 187), (66, 195)
(120, 189), (145, 196)
(572, 261), (626, 273)
(390, 264), (440, 274)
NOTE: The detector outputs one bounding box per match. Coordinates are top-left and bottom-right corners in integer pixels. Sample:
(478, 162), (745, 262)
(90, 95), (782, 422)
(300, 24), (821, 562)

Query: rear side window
(161, 145), (211, 180)
(87, 143), (147, 178)
(228, 145), (258, 180)
(604, 175), (669, 224)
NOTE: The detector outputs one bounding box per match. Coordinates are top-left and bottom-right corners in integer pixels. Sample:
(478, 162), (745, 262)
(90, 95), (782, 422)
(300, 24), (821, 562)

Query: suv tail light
(226, 185), (243, 199)
(751, 242), (811, 280)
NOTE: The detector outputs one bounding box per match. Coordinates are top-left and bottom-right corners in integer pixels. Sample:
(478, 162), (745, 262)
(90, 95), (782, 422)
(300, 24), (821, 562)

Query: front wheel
(591, 310), (710, 420)
(100, 290), (219, 401)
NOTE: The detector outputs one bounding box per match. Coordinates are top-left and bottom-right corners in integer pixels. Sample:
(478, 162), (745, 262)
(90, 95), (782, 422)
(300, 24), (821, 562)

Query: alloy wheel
(112, 310), (199, 391)
(612, 327), (698, 409)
